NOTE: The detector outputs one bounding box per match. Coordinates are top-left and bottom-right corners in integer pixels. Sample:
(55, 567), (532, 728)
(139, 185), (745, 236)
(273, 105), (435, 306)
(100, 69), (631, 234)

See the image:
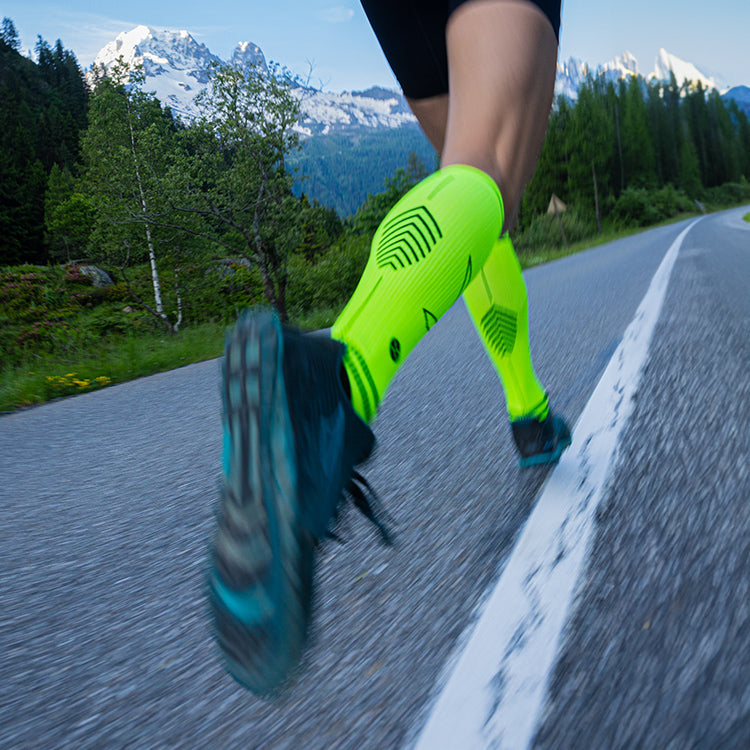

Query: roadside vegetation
(2, 16), (750, 412)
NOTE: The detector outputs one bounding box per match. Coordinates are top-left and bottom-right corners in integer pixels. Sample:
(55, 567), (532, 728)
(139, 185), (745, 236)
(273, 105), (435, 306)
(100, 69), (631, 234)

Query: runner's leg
(335, 0), (558, 423)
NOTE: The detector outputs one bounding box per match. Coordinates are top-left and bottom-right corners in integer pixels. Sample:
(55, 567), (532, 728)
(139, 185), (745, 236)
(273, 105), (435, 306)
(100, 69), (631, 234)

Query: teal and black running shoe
(207, 309), (390, 695)
(511, 410), (572, 468)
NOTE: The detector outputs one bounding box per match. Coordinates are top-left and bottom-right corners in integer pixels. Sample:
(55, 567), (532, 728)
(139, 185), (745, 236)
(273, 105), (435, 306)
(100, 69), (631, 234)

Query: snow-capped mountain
(92, 25), (221, 115)
(650, 48), (718, 90)
(555, 48), (720, 100)
(92, 27), (735, 131)
(90, 26), (417, 133)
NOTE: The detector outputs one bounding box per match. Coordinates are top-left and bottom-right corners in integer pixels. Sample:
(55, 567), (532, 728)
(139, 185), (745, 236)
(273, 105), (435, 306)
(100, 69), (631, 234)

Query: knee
(440, 148), (518, 230)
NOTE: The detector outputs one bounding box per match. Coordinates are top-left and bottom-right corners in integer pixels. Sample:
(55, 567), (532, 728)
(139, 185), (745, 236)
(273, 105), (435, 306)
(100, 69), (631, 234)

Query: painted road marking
(411, 219), (702, 750)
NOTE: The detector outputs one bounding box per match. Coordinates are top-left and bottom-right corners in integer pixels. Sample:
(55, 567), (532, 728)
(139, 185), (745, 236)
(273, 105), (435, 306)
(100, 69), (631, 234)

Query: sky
(5, 1), (750, 91)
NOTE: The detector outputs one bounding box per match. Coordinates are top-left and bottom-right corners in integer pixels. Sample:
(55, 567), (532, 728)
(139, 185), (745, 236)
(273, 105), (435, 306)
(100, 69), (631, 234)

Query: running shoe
(207, 309), (390, 695)
(511, 410), (572, 468)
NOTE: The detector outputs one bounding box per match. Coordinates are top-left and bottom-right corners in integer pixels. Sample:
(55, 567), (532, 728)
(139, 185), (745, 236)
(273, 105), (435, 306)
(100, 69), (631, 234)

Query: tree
(678, 126), (702, 198)
(80, 62), (186, 331)
(707, 90), (742, 185)
(169, 61), (303, 320)
(44, 164), (92, 262)
(566, 77), (614, 231)
(351, 149), (431, 234)
(1, 17), (20, 51)
(621, 76), (657, 187)
(296, 195), (343, 263)
(520, 95), (573, 228)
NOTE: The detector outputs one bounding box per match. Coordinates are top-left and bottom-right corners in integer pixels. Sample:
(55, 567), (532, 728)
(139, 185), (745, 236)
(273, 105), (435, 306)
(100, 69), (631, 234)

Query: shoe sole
(208, 310), (313, 695)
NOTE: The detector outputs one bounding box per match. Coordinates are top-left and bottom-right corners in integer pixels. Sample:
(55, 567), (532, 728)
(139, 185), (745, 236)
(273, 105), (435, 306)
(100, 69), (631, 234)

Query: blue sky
(5, 1), (750, 91)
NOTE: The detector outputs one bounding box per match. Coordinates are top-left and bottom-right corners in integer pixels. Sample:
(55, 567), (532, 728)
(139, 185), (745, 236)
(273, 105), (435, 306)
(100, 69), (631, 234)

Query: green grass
(1, 321), (227, 412)
(744, 212), (750, 223)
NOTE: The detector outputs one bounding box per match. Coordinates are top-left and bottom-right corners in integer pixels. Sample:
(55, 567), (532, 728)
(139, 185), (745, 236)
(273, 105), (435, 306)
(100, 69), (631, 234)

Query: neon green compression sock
(462, 233), (549, 422)
(332, 164), (504, 422)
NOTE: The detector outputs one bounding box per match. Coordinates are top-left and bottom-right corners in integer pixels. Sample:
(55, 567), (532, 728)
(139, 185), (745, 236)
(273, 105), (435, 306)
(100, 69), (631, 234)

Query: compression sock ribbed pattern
(332, 165), (504, 422)
(463, 234), (549, 422)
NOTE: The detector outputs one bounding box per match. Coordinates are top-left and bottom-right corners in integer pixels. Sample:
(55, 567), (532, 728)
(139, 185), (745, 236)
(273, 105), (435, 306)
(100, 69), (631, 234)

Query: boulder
(78, 265), (113, 287)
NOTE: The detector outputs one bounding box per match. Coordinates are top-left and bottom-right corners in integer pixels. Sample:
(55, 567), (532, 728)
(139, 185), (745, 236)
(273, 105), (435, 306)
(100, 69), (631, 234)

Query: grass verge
(1, 321), (227, 413)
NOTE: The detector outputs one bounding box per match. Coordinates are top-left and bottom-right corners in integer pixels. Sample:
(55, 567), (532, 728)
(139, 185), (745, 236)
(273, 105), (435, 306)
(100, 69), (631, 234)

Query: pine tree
(1, 17), (20, 50)
(566, 76), (614, 230)
(621, 76), (657, 187)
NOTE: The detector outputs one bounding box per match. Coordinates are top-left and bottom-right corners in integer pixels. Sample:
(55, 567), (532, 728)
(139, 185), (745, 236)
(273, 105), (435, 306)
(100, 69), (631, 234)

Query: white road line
(411, 219), (701, 750)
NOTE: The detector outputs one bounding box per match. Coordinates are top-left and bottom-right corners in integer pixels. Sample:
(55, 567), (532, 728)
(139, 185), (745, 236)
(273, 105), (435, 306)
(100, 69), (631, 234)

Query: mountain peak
(651, 48), (717, 89)
(230, 41), (267, 72)
(555, 48), (721, 100)
(90, 25), (416, 132)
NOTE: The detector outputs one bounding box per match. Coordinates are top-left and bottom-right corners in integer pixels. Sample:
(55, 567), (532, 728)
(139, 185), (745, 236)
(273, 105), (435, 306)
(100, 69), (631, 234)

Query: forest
(517, 69), (750, 244)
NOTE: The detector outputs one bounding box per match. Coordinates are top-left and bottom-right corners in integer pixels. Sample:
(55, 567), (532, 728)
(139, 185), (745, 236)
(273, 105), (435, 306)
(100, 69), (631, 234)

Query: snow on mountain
(556, 48), (720, 100)
(650, 48), (717, 89)
(600, 50), (639, 80)
(92, 26), (220, 119)
(554, 57), (591, 100)
(230, 41), (267, 72)
(295, 88), (416, 136)
(90, 26), (416, 133)
(91, 27), (735, 129)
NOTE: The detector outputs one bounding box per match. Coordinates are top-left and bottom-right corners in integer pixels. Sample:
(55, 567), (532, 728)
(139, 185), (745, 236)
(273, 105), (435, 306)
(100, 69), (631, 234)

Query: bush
(703, 181), (750, 207)
(611, 185), (693, 228)
(0, 267), (48, 316)
(612, 188), (659, 227)
(180, 261), (266, 324)
(286, 235), (370, 320)
(513, 208), (595, 255)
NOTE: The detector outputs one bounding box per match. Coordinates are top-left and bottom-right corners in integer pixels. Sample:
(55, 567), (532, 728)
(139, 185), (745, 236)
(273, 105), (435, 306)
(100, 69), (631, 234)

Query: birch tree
(80, 62), (187, 332)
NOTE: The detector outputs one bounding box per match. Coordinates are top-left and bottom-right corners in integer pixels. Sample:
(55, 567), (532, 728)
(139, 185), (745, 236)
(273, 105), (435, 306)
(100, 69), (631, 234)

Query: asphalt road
(1, 206), (748, 749)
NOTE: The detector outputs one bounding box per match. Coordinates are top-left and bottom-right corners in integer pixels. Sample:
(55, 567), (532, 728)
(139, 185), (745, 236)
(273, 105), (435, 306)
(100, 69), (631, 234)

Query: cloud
(318, 6), (355, 24)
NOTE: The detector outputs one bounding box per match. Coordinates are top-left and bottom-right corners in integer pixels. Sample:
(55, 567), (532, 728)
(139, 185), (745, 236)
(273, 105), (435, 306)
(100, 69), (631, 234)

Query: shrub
(0, 267), (47, 316)
(286, 235), (370, 319)
(612, 188), (660, 227)
(704, 181), (750, 207)
(513, 207), (595, 255)
(181, 261), (266, 323)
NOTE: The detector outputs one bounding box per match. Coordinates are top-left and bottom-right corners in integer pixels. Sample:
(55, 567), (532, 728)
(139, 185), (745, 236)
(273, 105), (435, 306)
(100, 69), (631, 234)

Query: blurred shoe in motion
(207, 309), (391, 695)
(511, 410), (572, 468)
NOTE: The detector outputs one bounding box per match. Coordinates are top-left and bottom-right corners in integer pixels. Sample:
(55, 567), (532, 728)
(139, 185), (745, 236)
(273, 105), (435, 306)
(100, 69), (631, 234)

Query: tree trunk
(125, 93), (165, 317)
(173, 266), (183, 333)
(614, 102), (625, 193)
(553, 201), (568, 248)
(592, 162), (601, 234)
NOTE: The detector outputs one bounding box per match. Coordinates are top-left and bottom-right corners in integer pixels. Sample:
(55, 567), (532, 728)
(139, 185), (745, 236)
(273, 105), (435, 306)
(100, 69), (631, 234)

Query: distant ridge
(556, 47), (723, 101)
(91, 26), (417, 133)
(90, 26), (744, 133)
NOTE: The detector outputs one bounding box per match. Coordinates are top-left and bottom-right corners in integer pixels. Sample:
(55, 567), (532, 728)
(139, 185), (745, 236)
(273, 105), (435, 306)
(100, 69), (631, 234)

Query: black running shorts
(360, 0), (562, 99)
